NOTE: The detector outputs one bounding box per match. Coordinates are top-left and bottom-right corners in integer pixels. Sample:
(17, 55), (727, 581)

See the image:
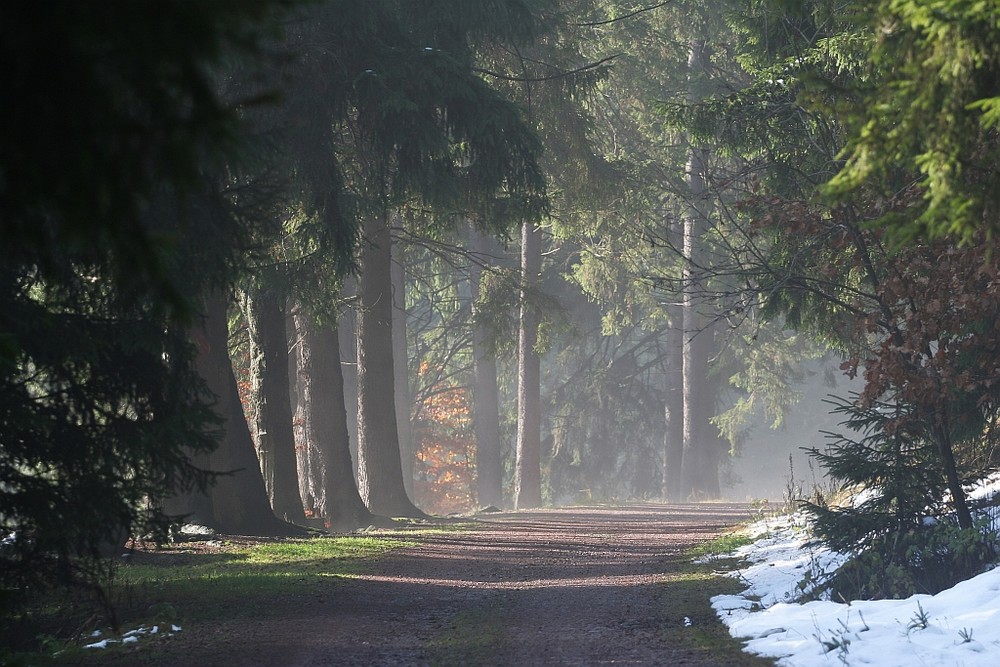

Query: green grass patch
(1, 534), (413, 665)
(687, 530), (755, 560)
(116, 536), (414, 620)
(658, 557), (775, 666)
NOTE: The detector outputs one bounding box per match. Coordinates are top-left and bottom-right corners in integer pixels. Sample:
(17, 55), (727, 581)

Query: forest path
(136, 503), (765, 666)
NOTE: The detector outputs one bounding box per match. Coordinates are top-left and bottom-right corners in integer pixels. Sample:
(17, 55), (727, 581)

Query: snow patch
(712, 480), (1000, 666)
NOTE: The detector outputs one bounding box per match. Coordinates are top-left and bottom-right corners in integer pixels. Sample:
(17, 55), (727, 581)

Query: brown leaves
(852, 233), (1000, 421)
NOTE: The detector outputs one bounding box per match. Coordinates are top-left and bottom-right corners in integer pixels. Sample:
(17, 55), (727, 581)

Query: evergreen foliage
(825, 0), (1000, 244)
(8, 0), (1000, 628)
(657, 0), (1000, 599)
(323, 0), (550, 226)
(805, 396), (999, 600)
(1, 0), (288, 611)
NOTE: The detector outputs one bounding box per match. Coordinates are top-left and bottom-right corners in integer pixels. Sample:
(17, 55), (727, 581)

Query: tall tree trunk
(292, 314), (326, 520)
(933, 414), (973, 529)
(680, 38), (720, 500)
(238, 284), (306, 525)
(356, 212), (424, 517)
(161, 424), (215, 528)
(292, 304), (377, 530)
(469, 226), (505, 507)
(289, 308), (314, 516)
(514, 221), (543, 509)
(165, 292), (297, 535)
(338, 277), (359, 463)
(391, 236), (415, 497)
(662, 320), (685, 502)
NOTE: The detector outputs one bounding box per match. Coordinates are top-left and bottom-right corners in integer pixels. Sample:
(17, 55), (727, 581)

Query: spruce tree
(806, 395), (998, 599)
(0, 0), (289, 606)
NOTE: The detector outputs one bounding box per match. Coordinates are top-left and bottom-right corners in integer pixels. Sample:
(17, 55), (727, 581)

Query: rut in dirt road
(311, 503), (756, 666)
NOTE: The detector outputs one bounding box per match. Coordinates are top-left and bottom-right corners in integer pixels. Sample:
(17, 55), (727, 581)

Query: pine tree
(0, 0), (289, 602)
(805, 395), (998, 599)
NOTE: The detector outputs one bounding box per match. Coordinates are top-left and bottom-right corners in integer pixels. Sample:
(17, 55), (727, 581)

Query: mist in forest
(9, 2), (1000, 664)
(509, 328), (863, 508)
(724, 362), (864, 503)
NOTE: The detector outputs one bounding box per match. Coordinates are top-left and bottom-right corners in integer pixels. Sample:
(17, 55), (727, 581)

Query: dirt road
(121, 503), (767, 666)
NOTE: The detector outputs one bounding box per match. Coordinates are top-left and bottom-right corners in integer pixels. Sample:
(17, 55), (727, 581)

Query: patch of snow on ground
(967, 471), (1000, 503)
(712, 480), (1000, 666)
(83, 623), (181, 650)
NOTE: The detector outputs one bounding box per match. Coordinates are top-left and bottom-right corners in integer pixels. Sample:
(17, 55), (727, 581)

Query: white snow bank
(712, 479), (1000, 666)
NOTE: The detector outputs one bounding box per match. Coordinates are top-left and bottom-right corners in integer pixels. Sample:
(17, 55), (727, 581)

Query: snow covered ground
(83, 624), (181, 650)
(712, 476), (1000, 666)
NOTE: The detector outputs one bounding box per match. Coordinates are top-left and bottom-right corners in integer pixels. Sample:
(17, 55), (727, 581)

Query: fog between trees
(5, 0), (1000, 604)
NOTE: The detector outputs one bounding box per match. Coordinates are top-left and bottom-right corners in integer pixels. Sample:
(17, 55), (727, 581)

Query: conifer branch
(473, 54), (619, 83)
(574, 1), (674, 28)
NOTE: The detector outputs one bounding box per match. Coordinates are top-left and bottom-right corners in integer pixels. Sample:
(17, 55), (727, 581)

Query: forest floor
(73, 503), (775, 666)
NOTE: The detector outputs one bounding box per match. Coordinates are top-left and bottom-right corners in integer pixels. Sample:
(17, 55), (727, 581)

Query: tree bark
(662, 320), (685, 502)
(291, 311), (325, 520)
(337, 278), (360, 464)
(680, 38), (721, 500)
(165, 292), (298, 535)
(391, 235), (415, 497)
(292, 304), (378, 531)
(469, 226), (505, 507)
(933, 416), (973, 530)
(356, 212), (425, 517)
(238, 284), (306, 525)
(291, 327), (318, 519)
(514, 221), (543, 509)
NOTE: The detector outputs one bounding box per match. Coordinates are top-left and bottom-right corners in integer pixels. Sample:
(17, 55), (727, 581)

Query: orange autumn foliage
(413, 384), (476, 515)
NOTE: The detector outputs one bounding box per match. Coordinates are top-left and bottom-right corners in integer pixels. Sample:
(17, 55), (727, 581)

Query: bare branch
(574, 1), (675, 27)
(473, 54), (619, 83)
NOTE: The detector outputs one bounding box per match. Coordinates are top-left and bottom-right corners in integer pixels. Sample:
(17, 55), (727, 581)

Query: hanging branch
(574, 1), (674, 28)
(473, 54), (619, 83)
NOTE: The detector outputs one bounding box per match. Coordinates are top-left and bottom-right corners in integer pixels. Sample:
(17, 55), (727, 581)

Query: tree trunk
(286, 306), (308, 515)
(291, 326), (317, 518)
(160, 431), (215, 529)
(338, 277), (359, 464)
(933, 416), (973, 529)
(356, 212), (425, 517)
(662, 320), (685, 502)
(238, 284), (306, 525)
(680, 38), (721, 500)
(469, 226), (505, 508)
(291, 310), (325, 520)
(391, 235), (415, 497)
(514, 221), (543, 509)
(292, 304), (378, 531)
(165, 292), (297, 535)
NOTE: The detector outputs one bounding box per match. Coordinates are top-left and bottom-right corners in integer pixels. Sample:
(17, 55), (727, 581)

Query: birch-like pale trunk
(514, 221), (543, 509)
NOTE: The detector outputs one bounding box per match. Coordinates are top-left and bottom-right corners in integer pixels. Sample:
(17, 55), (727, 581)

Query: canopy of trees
(4, 0), (1000, 615)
